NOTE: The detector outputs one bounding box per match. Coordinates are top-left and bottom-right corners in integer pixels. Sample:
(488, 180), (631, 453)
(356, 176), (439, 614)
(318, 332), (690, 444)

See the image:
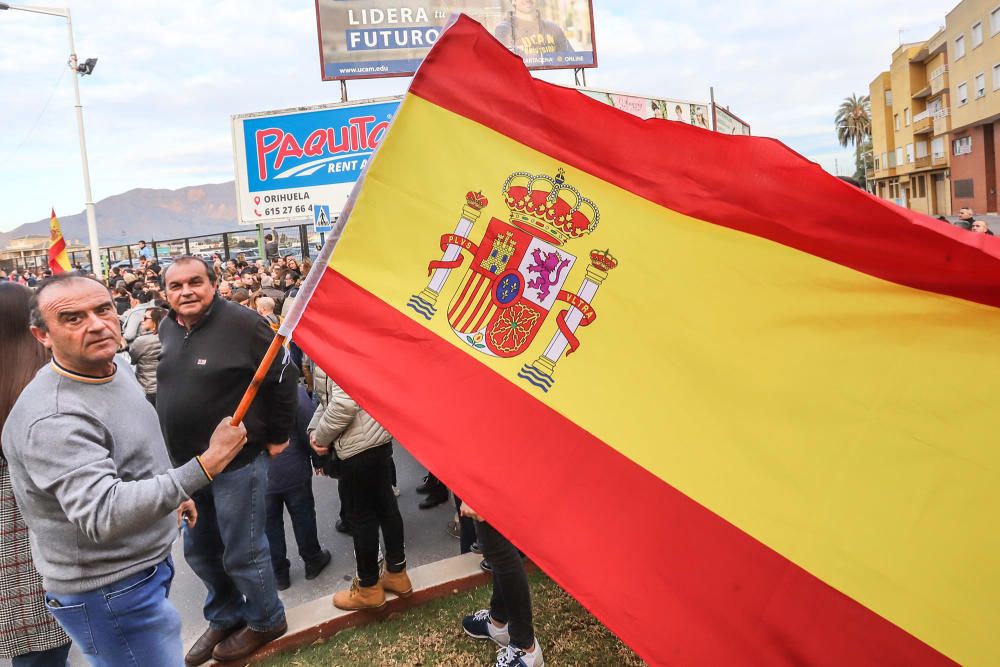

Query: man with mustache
(2, 273), (248, 666)
(157, 257), (297, 665)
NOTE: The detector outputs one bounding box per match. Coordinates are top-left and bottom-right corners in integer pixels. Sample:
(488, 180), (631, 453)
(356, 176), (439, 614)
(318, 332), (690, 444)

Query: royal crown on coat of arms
(502, 168), (599, 246)
(407, 167), (617, 393)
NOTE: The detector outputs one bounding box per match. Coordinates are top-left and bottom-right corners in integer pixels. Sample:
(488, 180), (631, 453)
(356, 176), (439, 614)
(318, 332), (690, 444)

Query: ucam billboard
(314, 1), (597, 80)
(231, 97), (401, 225)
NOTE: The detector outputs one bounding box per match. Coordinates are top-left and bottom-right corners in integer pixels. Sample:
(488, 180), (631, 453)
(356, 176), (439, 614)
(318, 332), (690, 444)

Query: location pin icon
(253, 196), (261, 205)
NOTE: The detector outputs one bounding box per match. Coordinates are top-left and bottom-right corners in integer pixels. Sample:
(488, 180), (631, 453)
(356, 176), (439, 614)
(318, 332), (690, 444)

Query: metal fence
(1, 224), (323, 274)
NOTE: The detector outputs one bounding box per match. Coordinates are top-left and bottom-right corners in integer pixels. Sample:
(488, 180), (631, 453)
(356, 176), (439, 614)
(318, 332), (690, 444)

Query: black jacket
(268, 385), (322, 494)
(156, 296), (298, 470)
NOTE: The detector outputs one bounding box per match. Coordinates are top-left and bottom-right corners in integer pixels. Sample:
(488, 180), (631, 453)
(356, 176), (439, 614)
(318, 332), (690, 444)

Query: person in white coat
(308, 366), (410, 610)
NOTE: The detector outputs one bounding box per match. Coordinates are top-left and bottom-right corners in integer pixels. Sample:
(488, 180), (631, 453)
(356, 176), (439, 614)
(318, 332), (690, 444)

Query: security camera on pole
(0, 3), (102, 276)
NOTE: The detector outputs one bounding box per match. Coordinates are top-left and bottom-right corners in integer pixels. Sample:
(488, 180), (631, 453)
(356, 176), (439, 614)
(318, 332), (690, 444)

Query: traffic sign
(314, 204), (333, 233)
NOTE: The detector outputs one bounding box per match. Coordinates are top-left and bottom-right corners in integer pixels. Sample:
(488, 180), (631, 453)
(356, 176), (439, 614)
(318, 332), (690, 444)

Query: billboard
(576, 87), (713, 130)
(714, 104), (752, 135)
(231, 97), (401, 225)
(314, 1), (597, 80)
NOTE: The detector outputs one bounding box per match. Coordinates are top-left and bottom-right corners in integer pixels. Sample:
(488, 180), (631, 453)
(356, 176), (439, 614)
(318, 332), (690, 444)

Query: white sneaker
(495, 640), (543, 667)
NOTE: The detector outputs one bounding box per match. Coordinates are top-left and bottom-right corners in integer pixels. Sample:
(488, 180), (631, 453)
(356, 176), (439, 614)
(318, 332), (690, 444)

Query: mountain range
(1, 182), (244, 248)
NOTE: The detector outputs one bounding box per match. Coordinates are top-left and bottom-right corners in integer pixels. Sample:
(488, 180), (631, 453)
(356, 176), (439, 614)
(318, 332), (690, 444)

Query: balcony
(912, 84), (932, 99)
(914, 156), (931, 169)
(933, 108), (951, 135)
(930, 67), (949, 95)
(911, 109), (934, 134)
(932, 153), (948, 167)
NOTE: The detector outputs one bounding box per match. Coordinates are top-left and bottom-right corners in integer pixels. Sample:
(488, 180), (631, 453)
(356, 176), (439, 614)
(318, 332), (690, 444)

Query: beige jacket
(308, 366), (391, 460)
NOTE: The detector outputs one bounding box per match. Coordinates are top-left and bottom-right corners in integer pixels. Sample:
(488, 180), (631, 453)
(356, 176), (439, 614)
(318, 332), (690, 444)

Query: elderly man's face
(971, 220), (989, 233)
(32, 278), (122, 375)
(218, 281), (233, 299)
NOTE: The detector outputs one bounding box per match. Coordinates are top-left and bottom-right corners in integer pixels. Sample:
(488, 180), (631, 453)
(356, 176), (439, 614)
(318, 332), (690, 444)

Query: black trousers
(476, 521), (534, 650)
(453, 494), (477, 554)
(339, 443), (405, 587)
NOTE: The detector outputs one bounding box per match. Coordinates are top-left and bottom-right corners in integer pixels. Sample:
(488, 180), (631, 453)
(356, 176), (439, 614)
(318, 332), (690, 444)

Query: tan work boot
(380, 568), (413, 597)
(333, 578), (386, 611)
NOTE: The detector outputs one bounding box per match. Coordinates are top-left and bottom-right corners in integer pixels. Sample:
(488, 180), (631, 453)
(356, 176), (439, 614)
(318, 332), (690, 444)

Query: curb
(206, 552), (490, 665)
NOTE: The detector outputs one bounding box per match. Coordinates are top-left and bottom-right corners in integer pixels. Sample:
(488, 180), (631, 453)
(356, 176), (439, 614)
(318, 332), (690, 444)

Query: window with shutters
(931, 137), (945, 159)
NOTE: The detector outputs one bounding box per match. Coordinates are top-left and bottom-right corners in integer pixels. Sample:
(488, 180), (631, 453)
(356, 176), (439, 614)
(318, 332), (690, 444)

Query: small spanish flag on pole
(48, 209), (72, 274)
(240, 15), (998, 666)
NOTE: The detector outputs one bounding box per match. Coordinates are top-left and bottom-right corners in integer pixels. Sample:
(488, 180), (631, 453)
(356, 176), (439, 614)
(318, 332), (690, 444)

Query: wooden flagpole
(230, 333), (287, 425)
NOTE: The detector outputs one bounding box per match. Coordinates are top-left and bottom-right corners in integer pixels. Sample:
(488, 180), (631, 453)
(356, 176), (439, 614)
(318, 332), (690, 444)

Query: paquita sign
(231, 98), (400, 225)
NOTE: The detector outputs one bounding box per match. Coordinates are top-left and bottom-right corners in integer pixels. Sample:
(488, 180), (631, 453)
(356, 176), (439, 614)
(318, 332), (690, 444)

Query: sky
(0, 0), (950, 233)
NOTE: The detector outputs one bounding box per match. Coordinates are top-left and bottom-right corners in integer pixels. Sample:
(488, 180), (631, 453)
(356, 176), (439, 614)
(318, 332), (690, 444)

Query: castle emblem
(407, 168), (618, 392)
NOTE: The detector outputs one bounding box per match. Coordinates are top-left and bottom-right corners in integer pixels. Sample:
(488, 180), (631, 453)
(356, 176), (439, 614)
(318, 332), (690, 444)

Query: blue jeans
(42, 557), (181, 667)
(265, 482), (323, 574)
(184, 453), (285, 632)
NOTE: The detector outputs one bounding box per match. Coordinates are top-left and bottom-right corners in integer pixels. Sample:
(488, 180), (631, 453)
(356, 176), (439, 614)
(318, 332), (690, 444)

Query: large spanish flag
(48, 209), (72, 274)
(287, 15), (998, 666)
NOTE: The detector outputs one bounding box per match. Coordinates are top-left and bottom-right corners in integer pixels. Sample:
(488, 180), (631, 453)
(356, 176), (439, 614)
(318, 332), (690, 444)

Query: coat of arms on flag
(407, 168), (618, 392)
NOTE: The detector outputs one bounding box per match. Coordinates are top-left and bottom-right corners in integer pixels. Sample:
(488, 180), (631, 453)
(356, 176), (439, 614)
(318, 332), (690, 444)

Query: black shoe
(470, 541), (482, 554)
(275, 569), (290, 591)
(335, 519), (351, 534)
(419, 492), (450, 510)
(304, 549), (332, 580)
(415, 474), (436, 494)
(480, 558), (492, 573)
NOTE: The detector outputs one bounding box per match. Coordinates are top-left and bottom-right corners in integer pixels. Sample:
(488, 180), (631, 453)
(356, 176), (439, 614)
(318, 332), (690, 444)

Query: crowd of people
(0, 249), (543, 667)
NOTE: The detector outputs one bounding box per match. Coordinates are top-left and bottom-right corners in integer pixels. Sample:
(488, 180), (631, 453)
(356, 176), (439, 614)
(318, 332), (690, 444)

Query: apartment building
(869, 34), (953, 216)
(945, 0), (1000, 214)
(868, 0), (1000, 216)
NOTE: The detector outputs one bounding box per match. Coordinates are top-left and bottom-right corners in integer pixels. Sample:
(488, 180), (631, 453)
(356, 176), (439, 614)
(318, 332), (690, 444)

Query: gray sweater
(1, 363), (209, 593)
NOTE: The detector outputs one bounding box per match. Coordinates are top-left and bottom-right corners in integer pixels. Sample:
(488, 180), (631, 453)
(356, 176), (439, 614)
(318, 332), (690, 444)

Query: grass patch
(263, 570), (644, 666)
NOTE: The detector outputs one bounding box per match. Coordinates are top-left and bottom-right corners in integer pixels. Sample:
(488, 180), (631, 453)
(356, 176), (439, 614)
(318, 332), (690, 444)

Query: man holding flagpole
(157, 256), (296, 665)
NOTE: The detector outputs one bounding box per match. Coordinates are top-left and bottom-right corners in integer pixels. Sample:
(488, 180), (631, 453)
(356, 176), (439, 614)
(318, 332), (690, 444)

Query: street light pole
(1, 3), (101, 274)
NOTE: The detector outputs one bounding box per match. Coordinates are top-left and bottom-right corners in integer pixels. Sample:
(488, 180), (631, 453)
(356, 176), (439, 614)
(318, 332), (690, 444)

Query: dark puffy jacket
(268, 385), (320, 494)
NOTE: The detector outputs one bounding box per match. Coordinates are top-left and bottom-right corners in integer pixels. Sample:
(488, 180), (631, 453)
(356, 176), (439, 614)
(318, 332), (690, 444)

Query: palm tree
(835, 94), (872, 183)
